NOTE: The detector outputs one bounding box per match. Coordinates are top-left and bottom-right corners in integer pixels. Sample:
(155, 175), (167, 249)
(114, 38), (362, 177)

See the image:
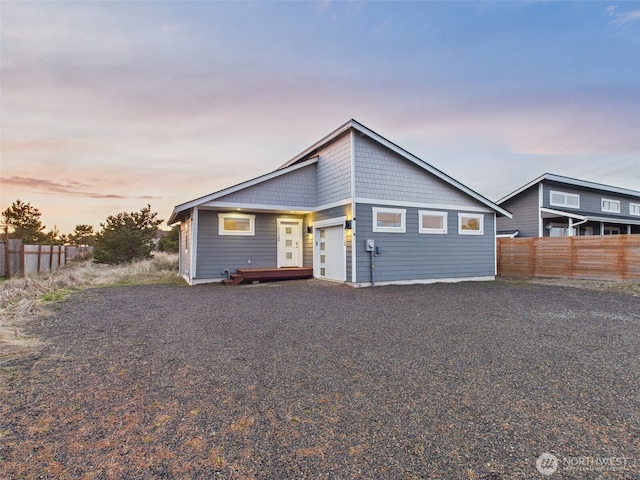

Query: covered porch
(540, 208), (640, 236)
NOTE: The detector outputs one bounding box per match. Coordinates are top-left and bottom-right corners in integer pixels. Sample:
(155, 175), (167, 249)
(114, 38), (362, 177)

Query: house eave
(167, 156), (319, 225)
(498, 173), (640, 206)
(282, 119), (511, 217)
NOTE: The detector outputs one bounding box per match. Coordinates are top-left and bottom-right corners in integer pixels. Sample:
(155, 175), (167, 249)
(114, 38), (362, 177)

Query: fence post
(3, 226), (9, 278)
(20, 242), (25, 277)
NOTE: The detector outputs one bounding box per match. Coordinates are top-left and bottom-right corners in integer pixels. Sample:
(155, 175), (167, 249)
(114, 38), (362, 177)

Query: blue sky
(1, 1), (639, 233)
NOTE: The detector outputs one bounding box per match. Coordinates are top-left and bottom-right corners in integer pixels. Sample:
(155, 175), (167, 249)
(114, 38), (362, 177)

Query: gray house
(168, 119), (511, 286)
(496, 173), (640, 238)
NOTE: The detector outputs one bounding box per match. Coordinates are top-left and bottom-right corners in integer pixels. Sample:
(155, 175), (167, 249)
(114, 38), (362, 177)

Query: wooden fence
(0, 240), (93, 278)
(497, 235), (640, 280)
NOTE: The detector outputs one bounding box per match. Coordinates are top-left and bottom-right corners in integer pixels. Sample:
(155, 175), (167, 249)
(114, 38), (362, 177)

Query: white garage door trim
(313, 216), (346, 282)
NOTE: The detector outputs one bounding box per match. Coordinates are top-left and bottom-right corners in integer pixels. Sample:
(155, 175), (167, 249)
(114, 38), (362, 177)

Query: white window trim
(372, 207), (406, 233)
(218, 213), (255, 236)
(418, 210), (448, 234)
(458, 213), (484, 235)
(549, 190), (580, 209)
(601, 198), (620, 213)
(630, 203), (640, 217)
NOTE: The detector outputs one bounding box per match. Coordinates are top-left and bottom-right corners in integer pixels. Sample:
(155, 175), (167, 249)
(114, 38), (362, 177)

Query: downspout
(572, 217), (588, 229)
(538, 183), (544, 237)
(191, 207), (199, 282)
(493, 212), (497, 276)
(370, 249), (376, 287)
(350, 130), (357, 283)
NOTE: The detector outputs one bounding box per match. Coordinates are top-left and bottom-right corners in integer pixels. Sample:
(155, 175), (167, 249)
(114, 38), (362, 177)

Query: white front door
(316, 225), (345, 281)
(277, 219), (303, 267)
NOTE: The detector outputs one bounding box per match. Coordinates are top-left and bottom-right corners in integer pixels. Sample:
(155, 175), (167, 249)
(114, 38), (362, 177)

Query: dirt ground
(1, 279), (639, 479)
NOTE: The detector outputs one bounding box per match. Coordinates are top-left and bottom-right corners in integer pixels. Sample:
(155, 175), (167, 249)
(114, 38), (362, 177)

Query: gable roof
(169, 119), (511, 224)
(167, 157), (318, 224)
(497, 173), (640, 205)
(279, 119), (511, 217)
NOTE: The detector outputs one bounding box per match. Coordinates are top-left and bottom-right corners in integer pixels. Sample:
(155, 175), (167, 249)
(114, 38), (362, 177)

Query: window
(218, 213), (255, 236)
(629, 203), (640, 216)
(458, 213), (484, 235)
(550, 190), (580, 209)
(418, 211), (448, 234)
(548, 223), (577, 237)
(372, 207), (406, 233)
(601, 198), (620, 213)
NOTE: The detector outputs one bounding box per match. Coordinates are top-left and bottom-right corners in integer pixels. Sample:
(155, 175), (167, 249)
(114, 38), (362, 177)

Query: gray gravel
(2, 279), (639, 479)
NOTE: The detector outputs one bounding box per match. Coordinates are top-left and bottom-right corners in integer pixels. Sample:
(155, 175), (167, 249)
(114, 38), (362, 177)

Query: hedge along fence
(0, 240), (93, 278)
(497, 235), (640, 281)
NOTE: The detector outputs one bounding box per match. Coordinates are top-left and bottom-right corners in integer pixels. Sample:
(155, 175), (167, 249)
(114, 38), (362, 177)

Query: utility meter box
(365, 239), (375, 251)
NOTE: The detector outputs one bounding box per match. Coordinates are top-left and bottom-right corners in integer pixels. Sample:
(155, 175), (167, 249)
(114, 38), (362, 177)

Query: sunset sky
(1, 1), (639, 234)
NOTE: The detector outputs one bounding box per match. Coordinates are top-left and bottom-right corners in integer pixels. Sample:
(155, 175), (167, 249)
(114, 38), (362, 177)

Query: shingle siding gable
(316, 133), (352, 205)
(354, 135), (477, 207)
(211, 163), (317, 208)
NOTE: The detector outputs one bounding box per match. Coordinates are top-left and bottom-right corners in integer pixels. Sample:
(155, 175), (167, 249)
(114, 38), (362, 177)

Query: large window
(218, 213), (255, 236)
(418, 211), (447, 234)
(550, 190), (580, 209)
(601, 198), (620, 213)
(631, 203), (640, 216)
(372, 207), (406, 233)
(458, 213), (484, 235)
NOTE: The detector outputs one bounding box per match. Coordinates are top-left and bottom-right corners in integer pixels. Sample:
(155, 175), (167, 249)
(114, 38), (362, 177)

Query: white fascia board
(497, 174), (548, 205)
(168, 157), (318, 224)
(200, 202), (314, 213)
(586, 215), (640, 226)
(279, 120), (354, 169)
(354, 197), (494, 213)
(540, 207), (588, 221)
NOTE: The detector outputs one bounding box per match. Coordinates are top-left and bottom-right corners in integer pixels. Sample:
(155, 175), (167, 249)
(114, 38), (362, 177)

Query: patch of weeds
(0, 366), (20, 384)
(40, 288), (74, 303)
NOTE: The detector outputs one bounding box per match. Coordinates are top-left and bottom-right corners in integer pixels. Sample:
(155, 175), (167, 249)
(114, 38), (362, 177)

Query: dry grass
(0, 253), (180, 365)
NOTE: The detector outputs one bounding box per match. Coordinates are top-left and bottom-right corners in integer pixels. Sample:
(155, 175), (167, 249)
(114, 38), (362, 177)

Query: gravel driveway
(2, 280), (639, 479)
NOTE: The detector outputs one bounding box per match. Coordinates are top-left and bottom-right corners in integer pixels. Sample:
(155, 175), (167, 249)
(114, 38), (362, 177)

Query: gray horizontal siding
(355, 203), (495, 283)
(543, 182), (640, 219)
(214, 163), (317, 208)
(497, 186), (539, 237)
(354, 135), (475, 206)
(195, 210), (305, 279)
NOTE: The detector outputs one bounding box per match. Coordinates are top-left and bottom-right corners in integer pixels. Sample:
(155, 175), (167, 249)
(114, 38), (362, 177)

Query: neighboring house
(168, 119), (511, 286)
(496, 173), (640, 238)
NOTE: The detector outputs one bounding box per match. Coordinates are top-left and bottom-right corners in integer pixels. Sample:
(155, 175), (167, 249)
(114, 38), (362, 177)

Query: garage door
(316, 225), (345, 281)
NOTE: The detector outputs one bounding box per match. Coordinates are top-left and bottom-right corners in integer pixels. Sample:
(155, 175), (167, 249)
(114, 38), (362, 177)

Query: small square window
(458, 213), (484, 235)
(630, 203), (640, 216)
(372, 207), (406, 233)
(419, 211), (448, 234)
(218, 213), (255, 236)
